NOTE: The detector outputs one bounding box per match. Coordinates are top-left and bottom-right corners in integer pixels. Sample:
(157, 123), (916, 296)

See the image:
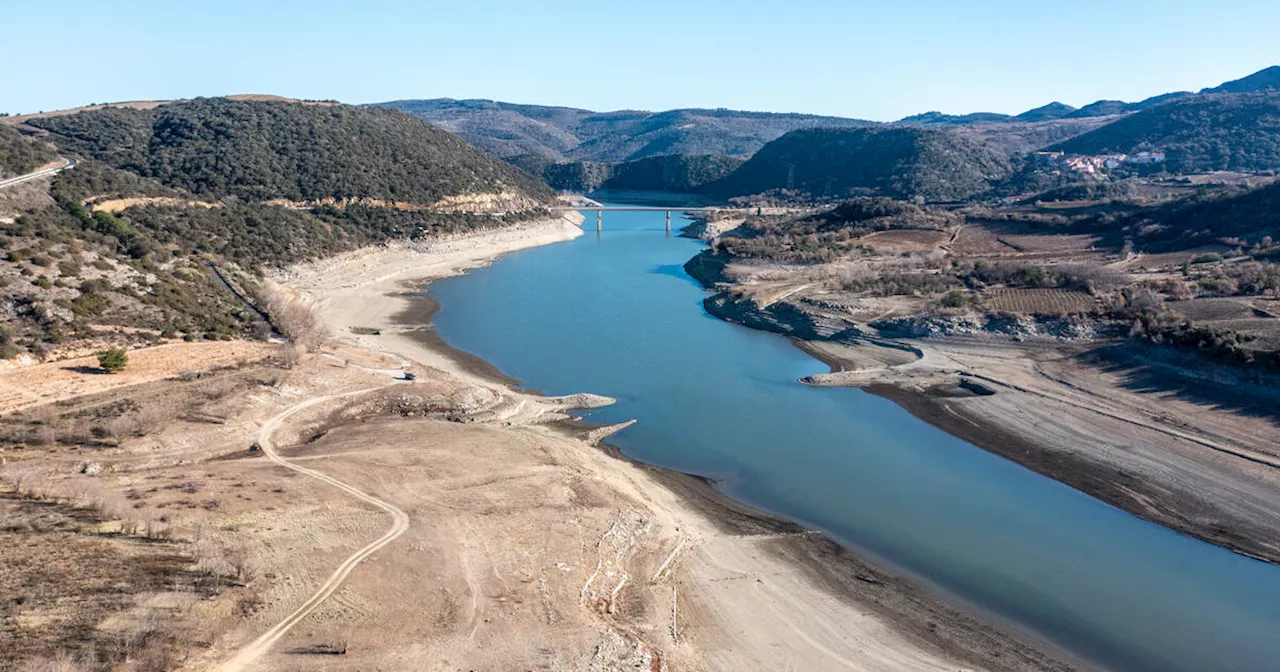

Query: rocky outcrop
(682, 250), (733, 289)
(702, 293), (865, 344)
(679, 216), (746, 242)
(871, 314), (1124, 341)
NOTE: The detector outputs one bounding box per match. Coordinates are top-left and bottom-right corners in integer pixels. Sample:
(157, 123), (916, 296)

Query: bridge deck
(549, 205), (719, 212)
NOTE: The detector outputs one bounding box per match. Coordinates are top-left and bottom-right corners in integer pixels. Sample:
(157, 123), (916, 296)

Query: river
(427, 207), (1280, 672)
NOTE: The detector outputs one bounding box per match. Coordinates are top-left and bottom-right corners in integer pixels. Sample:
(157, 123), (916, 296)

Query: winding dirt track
(215, 384), (405, 672)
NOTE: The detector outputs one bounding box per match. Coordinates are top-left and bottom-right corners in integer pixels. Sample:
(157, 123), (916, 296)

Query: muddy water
(427, 207), (1280, 672)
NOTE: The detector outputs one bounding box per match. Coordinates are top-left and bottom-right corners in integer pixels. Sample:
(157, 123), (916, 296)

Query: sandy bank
(799, 334), (1280, 565)
(264, 216), (1086, 671)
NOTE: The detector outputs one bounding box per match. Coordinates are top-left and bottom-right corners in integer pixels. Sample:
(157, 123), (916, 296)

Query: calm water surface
(429, 208), (1280, 672)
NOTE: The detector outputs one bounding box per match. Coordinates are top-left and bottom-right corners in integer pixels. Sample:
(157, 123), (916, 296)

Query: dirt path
(213, 382), (407, 672)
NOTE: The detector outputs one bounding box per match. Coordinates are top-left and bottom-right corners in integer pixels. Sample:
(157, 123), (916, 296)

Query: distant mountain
(953, 117), (1120, 155)
(543, 154), (744, 193)
(29, 98), (553, 204)
(706, 127), (1012, 203)
(1202, 66), (1280, 94)
(1065, 93), (1194, 119)
(1067, 100), (1130, 118)
(1015, 102), (1079, 122)
(898, 111), (1013, 125)
(1051, 91), (1280, 172)
(376, 99), (876, 164)
(1130, 91), (1193, 110)
(899, 90), (1201, 127)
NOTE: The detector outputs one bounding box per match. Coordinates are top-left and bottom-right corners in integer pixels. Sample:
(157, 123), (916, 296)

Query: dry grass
(950, 225), (1018, 256)
(858, 229), (950, 253)
(997, 233), (1101, 254)
(0, 341), (277, 416)
(1167, 298), (1259, 322)
(0, 489), (217, 671)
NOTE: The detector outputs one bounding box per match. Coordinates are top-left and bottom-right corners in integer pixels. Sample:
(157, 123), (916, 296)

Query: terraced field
(984, 288), (1098, 315)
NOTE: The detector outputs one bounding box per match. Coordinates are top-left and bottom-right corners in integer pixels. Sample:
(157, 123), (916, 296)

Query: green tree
(97, 347), (129, 373)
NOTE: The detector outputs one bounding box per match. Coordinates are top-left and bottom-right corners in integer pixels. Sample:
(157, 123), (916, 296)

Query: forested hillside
(706, 127), (1012, 202)
(1051, 92), (1280, 172)
(543, 154), (744, 193)
(378, 99), (875, 164)
(0, 98), (556, 362)
(0, 125), (57, 178)
(29, 99), (553, 203)
(1123, 180), (1280, 251)
(1202, 66), (1280, 94)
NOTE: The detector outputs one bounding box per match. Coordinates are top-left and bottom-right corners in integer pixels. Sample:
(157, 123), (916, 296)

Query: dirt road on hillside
(213, 383), (406, 672)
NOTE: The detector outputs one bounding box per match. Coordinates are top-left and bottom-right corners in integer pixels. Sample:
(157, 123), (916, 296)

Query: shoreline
(683, 246), (1280, 566)
(794, 331), (1280, 565)
(862, 378), (1280, 564)
(283, 215), (1091, 671)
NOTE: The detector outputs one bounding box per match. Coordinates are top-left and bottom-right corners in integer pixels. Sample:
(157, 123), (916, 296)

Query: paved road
(215, 382), (408, 671)
(0, 156), (76, 190)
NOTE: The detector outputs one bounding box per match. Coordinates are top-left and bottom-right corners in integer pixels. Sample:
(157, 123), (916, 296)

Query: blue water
(428, 208), (1280, 672)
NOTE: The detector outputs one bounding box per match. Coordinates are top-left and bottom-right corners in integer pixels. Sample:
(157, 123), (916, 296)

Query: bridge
(550, 204), (721, 232)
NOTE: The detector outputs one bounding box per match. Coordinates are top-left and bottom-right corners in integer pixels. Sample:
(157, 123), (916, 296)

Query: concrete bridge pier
(596, 211), (602, 232)
(665, 210), (671, 232)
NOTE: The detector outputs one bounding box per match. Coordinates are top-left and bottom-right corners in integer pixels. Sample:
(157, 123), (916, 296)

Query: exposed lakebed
(428, 207), (1280, 672)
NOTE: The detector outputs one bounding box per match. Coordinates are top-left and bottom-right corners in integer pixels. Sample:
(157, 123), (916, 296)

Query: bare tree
(256, 281), (327, 355)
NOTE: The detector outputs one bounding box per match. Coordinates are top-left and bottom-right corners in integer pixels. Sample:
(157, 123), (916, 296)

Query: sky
(5, 0), (1279, 121)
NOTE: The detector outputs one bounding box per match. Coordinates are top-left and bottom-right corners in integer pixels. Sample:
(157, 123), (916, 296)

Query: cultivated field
(858, 229), (949, 253)
(1168, 298), (1260, 322)
(949, 225), (1018, 256)
(983, 288), (1098, 315)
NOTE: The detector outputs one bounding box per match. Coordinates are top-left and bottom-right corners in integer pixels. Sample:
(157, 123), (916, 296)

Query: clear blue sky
(5, 0), (1278, 121)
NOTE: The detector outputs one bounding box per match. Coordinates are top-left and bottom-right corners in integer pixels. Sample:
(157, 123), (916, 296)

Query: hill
(1202, 65), (1280, 94)
(705, 127), (1012, 203)
(1051, 91), (1280, 172)
(379, 99), (589, 165)
(0, 98), (556, 362)
(0, 125), (58, 178)
(27, 98), (553, 204)
(1015, 102), (1078, 122)
(376, 99), (875, 164)
(1067, 100), (1130, 118)
(543, 154), (744, 193)
(897, 111), (1013, 125)
(1124, 180), (1280, 251)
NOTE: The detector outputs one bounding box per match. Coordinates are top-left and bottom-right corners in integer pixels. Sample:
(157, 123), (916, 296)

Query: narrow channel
(428, 206), (1280, 672)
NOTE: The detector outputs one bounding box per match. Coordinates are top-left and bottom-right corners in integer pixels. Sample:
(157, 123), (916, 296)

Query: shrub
(97, 347), (129, 373)
(939, 289), (970, 308)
